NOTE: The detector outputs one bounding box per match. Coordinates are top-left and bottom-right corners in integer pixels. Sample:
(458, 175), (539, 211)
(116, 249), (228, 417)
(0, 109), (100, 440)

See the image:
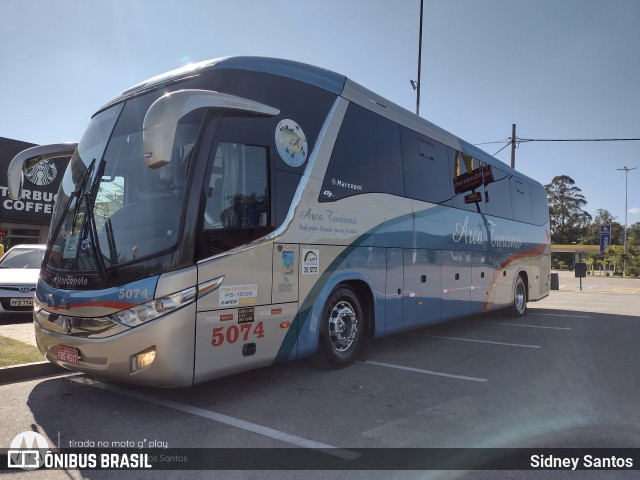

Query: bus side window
(401, 128), (452, 205)
(530, 185), (549, 225)
(203, 142), (269, 230)
(319, 104), (403, 202)
(450, 151), (485, 213)
(199, 141), (272, 258)
(510, 179), (533, 224)
(484, 165), (513, 220)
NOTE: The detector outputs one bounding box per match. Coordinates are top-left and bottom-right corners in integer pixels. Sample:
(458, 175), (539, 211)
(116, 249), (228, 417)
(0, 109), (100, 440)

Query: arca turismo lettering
(452, 216), (484, 245)
(452, 217), (524, 249)
(488, 220), (523, 249)
(299, 208), (357, 225)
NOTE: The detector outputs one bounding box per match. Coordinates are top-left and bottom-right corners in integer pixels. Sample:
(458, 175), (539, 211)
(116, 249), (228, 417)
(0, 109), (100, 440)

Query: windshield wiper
(71, 159), (96, 235)
(42, 159), (96, 272)
(82, 158), (110, 282)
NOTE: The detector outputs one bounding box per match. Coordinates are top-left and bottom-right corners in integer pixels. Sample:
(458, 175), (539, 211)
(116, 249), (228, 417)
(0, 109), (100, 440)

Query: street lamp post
(617, 166), (638, 277)
(410, 0), (424, 116)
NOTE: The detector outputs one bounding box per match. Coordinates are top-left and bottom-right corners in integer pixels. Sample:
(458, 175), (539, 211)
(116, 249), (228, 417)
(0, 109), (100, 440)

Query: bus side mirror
(142, 89), (280, 169)
(7, 143), (78, 200)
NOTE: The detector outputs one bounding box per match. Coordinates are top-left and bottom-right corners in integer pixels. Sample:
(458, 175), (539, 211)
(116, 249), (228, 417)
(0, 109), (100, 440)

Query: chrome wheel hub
(328, 300), (358, 352)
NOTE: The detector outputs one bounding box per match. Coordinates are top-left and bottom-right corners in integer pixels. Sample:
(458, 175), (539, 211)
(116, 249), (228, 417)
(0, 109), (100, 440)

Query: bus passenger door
(385, 248), (403, 334)
(403, 249), (442, 328)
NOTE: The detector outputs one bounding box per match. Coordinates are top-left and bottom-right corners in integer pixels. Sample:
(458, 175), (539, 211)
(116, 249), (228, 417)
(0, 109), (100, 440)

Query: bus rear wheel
(511, 275), (528, 317)
(314, 286), (363, 369)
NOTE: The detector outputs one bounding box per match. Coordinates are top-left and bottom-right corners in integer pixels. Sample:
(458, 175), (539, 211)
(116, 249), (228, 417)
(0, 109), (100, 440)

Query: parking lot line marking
(529, 313), (590, 318)
(414, 334), (541, 348)
(492, 322), (572, 330)
(360, 361), (488, 382)
(612, 287), (640, 295)
(69, 376), (359, 460)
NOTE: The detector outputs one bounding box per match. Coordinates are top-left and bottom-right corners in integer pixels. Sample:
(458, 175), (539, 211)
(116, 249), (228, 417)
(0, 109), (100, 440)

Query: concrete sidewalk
(552, 269), (640, 293)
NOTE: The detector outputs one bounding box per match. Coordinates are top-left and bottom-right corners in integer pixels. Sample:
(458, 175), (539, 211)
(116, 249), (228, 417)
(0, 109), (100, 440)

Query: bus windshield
(47, 91), (205, 275)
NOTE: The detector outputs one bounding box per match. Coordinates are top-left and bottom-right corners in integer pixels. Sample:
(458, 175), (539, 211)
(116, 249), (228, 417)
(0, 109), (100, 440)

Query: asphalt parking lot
(1, 270), (639, 479)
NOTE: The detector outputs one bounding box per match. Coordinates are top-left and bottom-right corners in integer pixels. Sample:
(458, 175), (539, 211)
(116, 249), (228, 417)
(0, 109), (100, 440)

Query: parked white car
(0, 244), (46, 314)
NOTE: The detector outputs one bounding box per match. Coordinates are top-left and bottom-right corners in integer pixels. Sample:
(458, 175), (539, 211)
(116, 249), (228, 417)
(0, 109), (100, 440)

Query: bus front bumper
(34, 304), (197, 388)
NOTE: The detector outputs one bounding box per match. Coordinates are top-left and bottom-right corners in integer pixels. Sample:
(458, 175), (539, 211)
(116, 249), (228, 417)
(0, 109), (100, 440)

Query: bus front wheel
(314, 286), (363, 369)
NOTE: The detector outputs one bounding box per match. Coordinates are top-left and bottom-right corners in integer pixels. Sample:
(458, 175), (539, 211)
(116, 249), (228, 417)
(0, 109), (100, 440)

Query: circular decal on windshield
(275, 119), (308, 167)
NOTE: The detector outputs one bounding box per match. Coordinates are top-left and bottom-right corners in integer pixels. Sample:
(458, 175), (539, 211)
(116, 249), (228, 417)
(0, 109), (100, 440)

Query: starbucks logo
(25, 159), (58, 186)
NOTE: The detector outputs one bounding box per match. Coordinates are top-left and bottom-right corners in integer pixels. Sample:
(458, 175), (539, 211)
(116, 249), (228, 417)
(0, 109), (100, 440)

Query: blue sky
(1, 0), (639, 227)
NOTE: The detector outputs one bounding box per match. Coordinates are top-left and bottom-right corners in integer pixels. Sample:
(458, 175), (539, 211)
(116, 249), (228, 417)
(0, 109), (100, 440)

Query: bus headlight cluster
(111, 276), (224, 328)
(110, 288), (194, 327)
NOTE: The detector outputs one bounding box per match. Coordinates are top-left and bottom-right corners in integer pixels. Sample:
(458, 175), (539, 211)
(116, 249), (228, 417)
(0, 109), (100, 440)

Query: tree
(580, 209), (624, 245)
(627, 222), (640, 243)
(545, 175), (592, 244)
(605, 245), (630, 276)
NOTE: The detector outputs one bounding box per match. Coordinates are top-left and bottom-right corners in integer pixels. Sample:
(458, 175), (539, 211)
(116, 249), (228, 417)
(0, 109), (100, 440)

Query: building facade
(0, 137), (71, 249)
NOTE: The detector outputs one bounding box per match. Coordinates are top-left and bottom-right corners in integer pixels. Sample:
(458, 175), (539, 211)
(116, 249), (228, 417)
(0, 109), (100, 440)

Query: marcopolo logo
(8, 431), (49, 470)
(24, 159), (58, 186)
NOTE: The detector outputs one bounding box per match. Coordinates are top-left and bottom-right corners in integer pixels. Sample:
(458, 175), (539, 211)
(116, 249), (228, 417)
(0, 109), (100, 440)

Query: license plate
(10, 298), (33, 307)
(57, 345), (79, 365)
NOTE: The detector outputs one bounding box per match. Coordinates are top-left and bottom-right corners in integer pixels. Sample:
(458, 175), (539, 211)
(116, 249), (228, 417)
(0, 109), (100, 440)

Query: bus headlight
(111, 276), (224, 328)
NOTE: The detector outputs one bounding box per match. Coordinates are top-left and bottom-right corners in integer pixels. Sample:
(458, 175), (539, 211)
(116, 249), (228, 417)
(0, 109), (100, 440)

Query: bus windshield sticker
(275, 119), (307, 167)
(219, 285), (258, 307)
(302, 249), (319, 275)
(63, 235), (79, 259)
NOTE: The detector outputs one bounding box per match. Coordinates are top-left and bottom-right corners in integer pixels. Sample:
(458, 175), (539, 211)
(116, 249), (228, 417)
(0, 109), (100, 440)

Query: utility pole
(617, 166), (637, 277)
(510, 124), (516, 169)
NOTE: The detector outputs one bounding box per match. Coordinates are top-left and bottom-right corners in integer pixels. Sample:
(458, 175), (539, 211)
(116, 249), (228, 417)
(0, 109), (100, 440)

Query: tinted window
(204, 142), (269, 230)
(320, 104), (404, 202)
(199, 140), (272, 257)
(484, 165), (513, 219)
(510, 178), (533, 224)
(227, 71), (336, 175)
(530, 185), (549, 225)
(401, 127), (452, 204)
(451, 151), (485, 212)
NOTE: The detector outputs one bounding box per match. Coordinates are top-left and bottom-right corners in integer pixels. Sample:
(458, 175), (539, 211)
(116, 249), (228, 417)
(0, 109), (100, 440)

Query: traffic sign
(600, 224), (611, 253)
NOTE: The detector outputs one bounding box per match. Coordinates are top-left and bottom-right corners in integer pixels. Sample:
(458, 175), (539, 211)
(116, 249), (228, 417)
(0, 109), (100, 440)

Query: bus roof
(100, 56), (539, 188)
(101, 56), (346, 110)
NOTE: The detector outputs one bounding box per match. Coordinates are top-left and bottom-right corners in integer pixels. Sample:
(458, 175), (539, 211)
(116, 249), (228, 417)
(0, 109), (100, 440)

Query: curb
(0, 361), (65, 385)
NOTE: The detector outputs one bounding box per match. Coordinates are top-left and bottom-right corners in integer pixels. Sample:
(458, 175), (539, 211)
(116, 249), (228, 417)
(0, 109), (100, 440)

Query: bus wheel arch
(313, 281), (373, 369)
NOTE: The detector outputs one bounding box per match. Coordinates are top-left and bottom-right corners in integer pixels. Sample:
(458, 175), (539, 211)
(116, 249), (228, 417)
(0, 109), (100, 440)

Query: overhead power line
(474, 135), (640, 168)
(475, 137), (640, 146)
(473, 139), (511, 146)
(518, 137), (640, 143)
(492, 142), (511, 156)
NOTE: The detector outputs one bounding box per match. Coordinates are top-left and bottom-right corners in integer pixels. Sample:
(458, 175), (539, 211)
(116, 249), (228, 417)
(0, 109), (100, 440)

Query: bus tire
(511, 275), (528, 317)
(314, 286), (363, 369)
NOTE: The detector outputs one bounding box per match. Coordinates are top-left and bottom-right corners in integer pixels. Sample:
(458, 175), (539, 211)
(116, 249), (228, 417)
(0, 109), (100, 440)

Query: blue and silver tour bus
(8, 57), (550, 387)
